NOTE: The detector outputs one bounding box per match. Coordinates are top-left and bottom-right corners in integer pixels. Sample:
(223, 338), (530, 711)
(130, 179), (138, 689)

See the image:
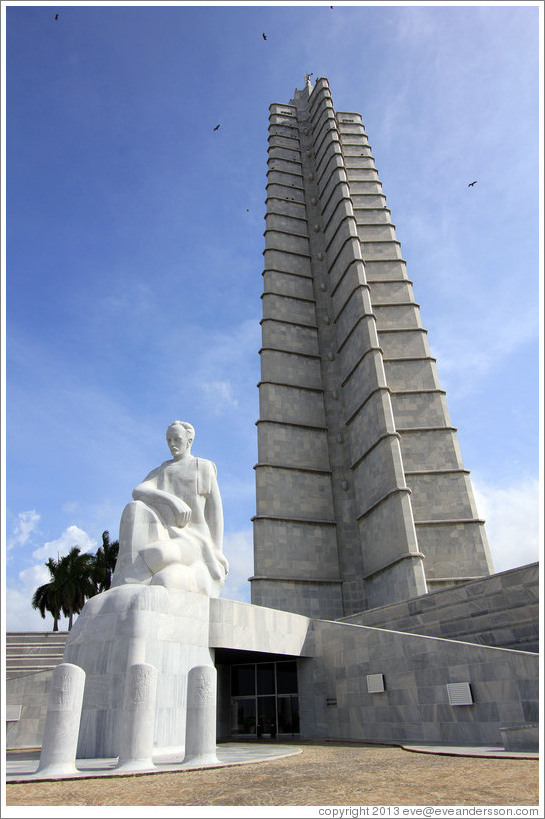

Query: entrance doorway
(230, 660), (299, 738)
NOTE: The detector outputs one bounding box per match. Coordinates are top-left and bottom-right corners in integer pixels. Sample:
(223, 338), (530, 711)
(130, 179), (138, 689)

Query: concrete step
(7, 646), (66, 651)
(5, 632), (68, 679)
(6, 651), (63, 668)
(6, 644), (67, 652)
(6, 665), (59, 679)
(6, 632), (69, 644)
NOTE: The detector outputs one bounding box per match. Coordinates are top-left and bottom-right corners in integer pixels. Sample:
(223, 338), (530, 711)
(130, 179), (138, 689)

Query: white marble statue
(111, 421), (229, 597)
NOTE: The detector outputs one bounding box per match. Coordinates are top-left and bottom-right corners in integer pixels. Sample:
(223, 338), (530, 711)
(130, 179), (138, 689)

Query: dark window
(230, 661), (300, 737)
(256, 662), (275, 695)
(277, 695), (299, 734)
(276, 661), (298, 694)
(257, 695), (277, 737)
(231, 698), (256, 735)
(231, 664), (255, 696)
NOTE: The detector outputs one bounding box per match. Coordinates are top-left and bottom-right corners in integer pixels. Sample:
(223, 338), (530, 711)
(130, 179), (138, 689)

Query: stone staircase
(5, 632), (68, 678)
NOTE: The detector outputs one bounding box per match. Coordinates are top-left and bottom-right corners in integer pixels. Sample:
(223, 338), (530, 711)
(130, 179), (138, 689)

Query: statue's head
(166, 420), (195, 459)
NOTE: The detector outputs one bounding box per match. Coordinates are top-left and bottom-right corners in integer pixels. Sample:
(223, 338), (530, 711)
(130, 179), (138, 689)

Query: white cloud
(5, 524), (97, 631)
(5, 563), (71, 632)
(32, 525), (97, 562)
(220, 528), (253, 604)
(152, 316), (259, 421)
(201, 380), (239, 411)
(472, 476), (540, 573)
(393, 5), (440, 47)
(5, 524), (98, 632)
(7, 509), (41, 552)
(207, 321), (260, 377)
(429, 294), (538, 387)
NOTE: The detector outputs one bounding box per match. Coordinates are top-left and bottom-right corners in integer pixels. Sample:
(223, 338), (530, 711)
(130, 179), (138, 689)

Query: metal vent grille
(447, 682), (473, 706)
(367, 673), (385, 694)
(6, 704), (22, 722)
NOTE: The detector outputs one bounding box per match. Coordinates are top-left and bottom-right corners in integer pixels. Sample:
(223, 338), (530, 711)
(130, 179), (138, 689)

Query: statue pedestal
(63, 585), (214, 759)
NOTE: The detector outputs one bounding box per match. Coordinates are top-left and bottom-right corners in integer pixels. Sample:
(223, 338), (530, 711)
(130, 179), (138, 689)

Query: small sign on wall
(367, 674), (385, 693)
(447, 682), (473, 705)
(6, 705), (22, 722)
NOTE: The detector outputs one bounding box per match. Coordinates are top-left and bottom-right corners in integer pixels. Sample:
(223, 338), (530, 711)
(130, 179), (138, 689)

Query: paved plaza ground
(5, 741), (540, 808)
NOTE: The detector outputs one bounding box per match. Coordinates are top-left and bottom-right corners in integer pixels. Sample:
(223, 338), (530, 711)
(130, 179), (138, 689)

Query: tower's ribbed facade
(251, 77), (493, 620)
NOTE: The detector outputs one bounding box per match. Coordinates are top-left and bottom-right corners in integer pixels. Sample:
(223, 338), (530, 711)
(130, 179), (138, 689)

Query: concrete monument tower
(251, 77), (493, 619)
(6, 80), (538, 764)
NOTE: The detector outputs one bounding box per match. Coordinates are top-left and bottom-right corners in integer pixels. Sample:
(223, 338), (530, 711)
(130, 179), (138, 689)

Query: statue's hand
(173, 500), (192, 528)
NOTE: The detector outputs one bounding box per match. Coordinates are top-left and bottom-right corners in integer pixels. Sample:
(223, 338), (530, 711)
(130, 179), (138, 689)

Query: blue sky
(2, 1), (542, 632)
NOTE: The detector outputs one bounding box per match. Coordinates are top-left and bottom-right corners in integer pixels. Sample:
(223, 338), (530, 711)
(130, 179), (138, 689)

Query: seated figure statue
(111, 421), (229, 597)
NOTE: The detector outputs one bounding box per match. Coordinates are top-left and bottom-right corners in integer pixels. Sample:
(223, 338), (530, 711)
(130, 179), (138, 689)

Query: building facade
(251, 76), (493, 620)
(6, 79), (538, 760)
(7, 562), (539, 752)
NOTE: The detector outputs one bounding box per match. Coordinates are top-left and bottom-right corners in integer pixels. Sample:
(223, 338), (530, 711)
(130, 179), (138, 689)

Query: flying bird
(55, 13), (59, 19)
(213, 124), (221, 132)
(262, 32), (267, 40)
(468, 180), (478, 187)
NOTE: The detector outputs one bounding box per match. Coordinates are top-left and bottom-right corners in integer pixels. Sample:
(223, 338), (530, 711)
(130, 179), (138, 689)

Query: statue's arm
(205, 473), (224, 553)
(201, 468), (228, 580)
(132, 465), (191, 527)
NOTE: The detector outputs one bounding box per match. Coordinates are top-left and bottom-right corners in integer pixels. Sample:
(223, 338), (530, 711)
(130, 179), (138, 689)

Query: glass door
(230, 660), (300, 738)
(231, 697), (257, 736)
(257, 695), (277, 738)
(277, 694), (299, 734)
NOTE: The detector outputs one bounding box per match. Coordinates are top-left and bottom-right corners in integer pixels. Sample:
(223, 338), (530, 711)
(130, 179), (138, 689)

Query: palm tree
(55, 547), (97, 629)
(31, 531), (119, 631)
(31, 547), (96, 630)
(31, 558), (64, 631)
(92, 530), (119, 593)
